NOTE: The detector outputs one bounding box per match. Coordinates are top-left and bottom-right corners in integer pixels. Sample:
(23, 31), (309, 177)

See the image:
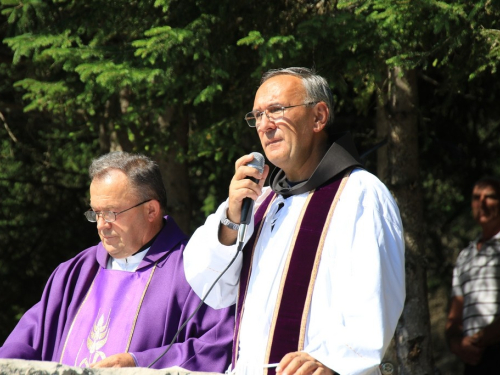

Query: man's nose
(96, 215), (111, 230)
(257, 113), (276, 133)
(479, 195), (490, 208)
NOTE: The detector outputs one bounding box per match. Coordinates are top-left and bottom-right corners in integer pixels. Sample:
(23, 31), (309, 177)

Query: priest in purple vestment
(0, 151), (234, 372)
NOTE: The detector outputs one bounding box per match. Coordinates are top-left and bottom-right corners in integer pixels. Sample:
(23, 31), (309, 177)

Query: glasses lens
(245, 112), (257, 127)
(266, 105), (283, 120)
(84, 211), (97, 222)
(102, 211), (116, 223)
(84, 211), (116, 223)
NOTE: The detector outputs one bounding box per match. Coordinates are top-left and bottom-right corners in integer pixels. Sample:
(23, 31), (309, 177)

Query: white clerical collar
(107, 248), (149, 272)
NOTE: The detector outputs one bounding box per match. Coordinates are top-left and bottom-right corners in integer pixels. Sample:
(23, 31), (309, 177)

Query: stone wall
(0, 359), (218, 375)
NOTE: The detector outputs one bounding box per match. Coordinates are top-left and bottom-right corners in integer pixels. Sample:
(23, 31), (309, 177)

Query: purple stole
(232, 171), (351, 374)
(59, 265), (157, 367)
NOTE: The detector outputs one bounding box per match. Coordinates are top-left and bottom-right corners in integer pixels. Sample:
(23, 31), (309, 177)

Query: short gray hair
(261, 67), (335, 127)
(89, 152), (167, 214)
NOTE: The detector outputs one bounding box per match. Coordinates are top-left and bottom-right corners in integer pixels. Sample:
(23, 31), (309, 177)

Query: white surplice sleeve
(183, 189), (274, 309)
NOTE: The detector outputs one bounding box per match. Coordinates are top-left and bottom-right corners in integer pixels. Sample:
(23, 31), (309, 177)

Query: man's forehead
(91, 169), (129, 188)
(90, 170), (132, 205)
(473, 185), (499, 196)
(254, 75), (305, 105)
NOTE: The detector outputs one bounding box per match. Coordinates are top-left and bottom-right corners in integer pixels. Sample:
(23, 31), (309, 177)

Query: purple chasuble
(0, 216), (235, 372)
(59, 266), (156, 367)
(233, 172), (350, 374)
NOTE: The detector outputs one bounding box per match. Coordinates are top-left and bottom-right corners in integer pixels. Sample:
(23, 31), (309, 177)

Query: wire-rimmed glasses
(84, 199), (152, 223)
(244, 101), (318, 128)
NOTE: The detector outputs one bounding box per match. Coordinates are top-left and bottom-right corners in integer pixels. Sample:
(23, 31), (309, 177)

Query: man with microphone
(184, 67), (405, 375)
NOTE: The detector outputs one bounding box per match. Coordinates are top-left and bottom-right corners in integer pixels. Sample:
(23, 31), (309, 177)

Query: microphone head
(247, 152), (265, 174)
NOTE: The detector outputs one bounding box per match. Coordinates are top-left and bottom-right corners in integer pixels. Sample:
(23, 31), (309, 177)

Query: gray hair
(89, 152), (167, 214)
(261, 67), (335, 127)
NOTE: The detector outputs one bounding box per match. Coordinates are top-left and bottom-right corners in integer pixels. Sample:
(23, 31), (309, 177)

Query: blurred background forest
(1, 0), (500, 373)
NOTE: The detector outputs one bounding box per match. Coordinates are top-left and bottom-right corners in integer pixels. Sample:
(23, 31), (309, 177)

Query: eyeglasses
(244, 102), (318, 128)
(84, 199), (152, 223)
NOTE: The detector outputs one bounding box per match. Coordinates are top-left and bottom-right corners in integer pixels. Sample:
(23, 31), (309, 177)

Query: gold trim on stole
(263, 169), (352, 371)
(125, 262), (157, 352)
(263, 192), (314, 366)
(298, 170), (352, 350)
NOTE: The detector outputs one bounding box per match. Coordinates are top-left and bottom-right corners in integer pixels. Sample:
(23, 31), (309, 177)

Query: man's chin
(263, 150), (286, 168)
(477, 216), (496, 225)
(102, 243), (124, 258)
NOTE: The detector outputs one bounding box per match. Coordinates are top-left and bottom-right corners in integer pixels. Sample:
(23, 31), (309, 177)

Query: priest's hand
(276, 352), (334, 375)
(90, 353), (136, 368)
(220, 153), (269, 246)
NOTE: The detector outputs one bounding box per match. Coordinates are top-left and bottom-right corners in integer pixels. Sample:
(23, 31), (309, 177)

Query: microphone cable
(147, 240), (245, 368)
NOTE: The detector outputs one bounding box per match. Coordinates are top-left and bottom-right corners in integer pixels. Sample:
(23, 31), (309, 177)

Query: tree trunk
(156, 108), (192, 234)
(96, 94), (192, 233)
(98, 89), (134, 154)
(377, 67), (434, 374)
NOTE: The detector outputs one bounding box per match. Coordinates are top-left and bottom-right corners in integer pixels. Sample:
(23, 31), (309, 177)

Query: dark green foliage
(1, 2), (500, 370)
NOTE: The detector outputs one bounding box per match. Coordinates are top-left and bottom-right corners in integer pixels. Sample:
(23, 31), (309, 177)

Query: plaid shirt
(452, 231), (500, 336)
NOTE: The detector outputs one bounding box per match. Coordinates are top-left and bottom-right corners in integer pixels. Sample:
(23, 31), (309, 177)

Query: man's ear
(146, 200), (162, 222)
(312, 102), (329, 132)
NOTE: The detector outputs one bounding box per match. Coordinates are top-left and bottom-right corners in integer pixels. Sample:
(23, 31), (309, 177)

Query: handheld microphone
(237, 152), (265, 244)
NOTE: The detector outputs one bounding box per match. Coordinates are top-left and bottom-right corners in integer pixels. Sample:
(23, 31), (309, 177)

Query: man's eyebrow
(486, 193), (500, 199)
(89, 204), (115, 211)
(471, 193), (500, 199)
(253, 102), (282, 111)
